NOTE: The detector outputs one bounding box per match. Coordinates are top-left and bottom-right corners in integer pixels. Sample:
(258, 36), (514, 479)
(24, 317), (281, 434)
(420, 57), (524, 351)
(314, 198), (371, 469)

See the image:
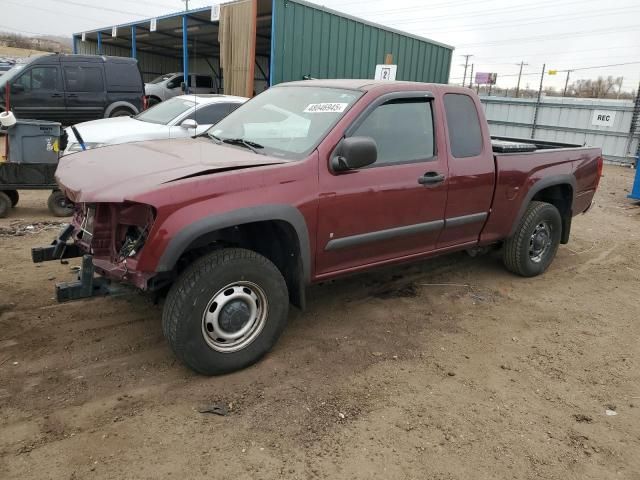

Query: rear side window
(187, 103), (232, 124)
(195, 76), (213, 88)
(444, 93), (483, 158)
(64, 65), (104, 92)
(352, 98), (434, 166)
(105, 62), (142, 90)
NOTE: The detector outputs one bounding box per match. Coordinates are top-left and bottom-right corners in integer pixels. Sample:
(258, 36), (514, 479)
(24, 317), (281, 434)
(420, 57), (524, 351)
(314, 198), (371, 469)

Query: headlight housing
(66, 142), (106, 153)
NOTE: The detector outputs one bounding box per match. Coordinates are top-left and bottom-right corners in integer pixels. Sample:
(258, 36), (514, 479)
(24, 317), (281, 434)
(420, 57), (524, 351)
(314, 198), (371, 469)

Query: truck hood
(56, 137), (287, 203)
(66, 116), (169, 145)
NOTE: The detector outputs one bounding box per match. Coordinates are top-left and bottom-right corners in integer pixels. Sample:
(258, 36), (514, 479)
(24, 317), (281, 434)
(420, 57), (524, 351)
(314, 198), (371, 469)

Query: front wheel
(162, 248), (289, 375)
(47, 190), (74, 217)
(503, 201), (562, 277)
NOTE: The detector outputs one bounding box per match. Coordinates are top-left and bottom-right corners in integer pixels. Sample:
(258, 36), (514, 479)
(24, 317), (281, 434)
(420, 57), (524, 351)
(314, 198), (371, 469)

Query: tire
(5, 189), (19, 207)
(0, 192), (10, 218)
(148, 97), (161, 107)
(503, 201), (562, 277)
(109, 108), (133, 118)
(162, 248), (289, 375)
(47, 190), (74, 217)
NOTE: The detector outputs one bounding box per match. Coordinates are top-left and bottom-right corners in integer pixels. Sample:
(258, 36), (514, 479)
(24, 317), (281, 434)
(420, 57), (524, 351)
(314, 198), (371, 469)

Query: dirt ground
(1, 165), (639, 480)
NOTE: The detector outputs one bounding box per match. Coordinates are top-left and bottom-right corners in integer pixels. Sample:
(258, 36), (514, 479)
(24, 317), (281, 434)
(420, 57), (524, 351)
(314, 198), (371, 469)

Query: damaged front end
(32, 202), (157, 302)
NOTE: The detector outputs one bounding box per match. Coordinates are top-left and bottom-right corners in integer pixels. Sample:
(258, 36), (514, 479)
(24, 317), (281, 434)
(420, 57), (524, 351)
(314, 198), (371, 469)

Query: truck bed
(491, 136), (582, 154)
(481, 141), (602, 244)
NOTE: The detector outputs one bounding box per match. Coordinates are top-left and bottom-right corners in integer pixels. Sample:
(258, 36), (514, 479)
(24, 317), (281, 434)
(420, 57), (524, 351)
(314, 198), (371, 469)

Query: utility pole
(563, 69), (573, 97)
(531, 63), (546, 138)
(515, 61), (528, 98)
(183, 0), (189, 11)
(468, 63), (474, 88)
(460, 54), (473, 87)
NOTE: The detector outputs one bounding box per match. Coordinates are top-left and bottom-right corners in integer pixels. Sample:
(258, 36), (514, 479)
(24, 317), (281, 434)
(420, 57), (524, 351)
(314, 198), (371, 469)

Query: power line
(449, 61), (640, 81)
(373, 0), (602, 25)
(468, 45), (640, 64)
(417, 6), (640, 34)
(359, 0), (482, 16)
(5, 0), (129, 23)
(456, 25), (640, 48)
(36, 0), (157, 19)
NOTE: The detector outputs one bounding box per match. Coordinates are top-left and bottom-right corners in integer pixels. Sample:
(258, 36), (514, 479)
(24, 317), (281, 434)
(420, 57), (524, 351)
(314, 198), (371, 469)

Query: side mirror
(166, 81), (175, 89)
(11, 83), (25, 94)
(180, 118), (198, 129)
(331, 136), (377, 172)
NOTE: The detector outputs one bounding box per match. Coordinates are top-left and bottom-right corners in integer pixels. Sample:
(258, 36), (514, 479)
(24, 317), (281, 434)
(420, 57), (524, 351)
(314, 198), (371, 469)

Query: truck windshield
(206, 86), (362, 159)
(134, 97), (195, 124)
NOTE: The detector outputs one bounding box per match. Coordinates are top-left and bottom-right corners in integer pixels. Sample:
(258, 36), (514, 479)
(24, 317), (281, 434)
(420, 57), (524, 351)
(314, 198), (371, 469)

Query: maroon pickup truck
(33, 80), (603, 375)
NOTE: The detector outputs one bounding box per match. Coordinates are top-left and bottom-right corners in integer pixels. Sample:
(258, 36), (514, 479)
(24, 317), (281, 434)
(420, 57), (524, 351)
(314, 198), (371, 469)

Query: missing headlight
(119, 225), (148, 259)
(114, 203), (155, 261)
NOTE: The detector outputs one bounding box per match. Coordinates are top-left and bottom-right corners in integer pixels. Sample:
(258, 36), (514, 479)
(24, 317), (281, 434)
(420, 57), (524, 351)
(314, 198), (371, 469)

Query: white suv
(145, 73), (217, 106)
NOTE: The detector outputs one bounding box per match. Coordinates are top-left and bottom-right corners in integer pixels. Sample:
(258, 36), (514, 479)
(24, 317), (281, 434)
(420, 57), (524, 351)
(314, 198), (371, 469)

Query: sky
(2, 0), (639, 93)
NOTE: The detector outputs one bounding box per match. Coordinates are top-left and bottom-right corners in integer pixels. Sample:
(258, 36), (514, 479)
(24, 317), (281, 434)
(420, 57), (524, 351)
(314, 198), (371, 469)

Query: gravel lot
(1, 165), (639, 479)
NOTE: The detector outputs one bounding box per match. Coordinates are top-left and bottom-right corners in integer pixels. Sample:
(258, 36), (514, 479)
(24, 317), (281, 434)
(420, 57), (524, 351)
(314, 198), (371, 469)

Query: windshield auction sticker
(304, 103), (349, 113)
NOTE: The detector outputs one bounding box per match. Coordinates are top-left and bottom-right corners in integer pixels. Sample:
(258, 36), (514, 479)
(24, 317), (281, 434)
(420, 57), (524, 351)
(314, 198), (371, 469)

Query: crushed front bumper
(32, 224), (118, 302)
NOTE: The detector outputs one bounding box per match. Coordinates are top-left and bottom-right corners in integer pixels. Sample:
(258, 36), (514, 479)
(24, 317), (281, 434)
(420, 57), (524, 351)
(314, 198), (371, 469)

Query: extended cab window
(444, 93), (483, 158)
(64, 65), (104, 92)
(352, 98), (434, 166)
(15, 66), (58, 91)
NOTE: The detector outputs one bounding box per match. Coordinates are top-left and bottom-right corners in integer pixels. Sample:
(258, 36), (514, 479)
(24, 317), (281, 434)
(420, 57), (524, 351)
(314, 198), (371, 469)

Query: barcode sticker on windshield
(304, 103), (349, 113)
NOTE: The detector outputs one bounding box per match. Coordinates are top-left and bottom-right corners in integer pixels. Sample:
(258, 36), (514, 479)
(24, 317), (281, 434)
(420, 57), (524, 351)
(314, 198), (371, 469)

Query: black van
(0, 54), (146, 126)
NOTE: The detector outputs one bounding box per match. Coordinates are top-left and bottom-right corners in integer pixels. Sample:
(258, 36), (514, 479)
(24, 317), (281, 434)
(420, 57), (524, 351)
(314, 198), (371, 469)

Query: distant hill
(0, 32), (71, 57)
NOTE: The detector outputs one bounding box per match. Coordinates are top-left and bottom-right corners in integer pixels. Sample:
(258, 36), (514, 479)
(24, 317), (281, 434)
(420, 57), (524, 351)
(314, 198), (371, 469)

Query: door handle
(51, 93), (63, 98)
(418, 172), (445, 186)
(67, 93), (78, 98)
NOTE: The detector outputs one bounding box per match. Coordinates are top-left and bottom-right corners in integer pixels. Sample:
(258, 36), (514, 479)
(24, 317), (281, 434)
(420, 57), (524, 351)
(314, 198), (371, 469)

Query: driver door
(11, 65), (65, 121)
(316, 95), (449, 276)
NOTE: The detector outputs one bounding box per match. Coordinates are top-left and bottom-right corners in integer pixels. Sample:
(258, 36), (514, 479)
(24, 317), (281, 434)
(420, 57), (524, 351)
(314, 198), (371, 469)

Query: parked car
(0, 54), (146, 126)
(145, 73), (217, 106)
(0, 60), (15, 74)
(63, 94), (247, 154)
(33, 80), (603, 376)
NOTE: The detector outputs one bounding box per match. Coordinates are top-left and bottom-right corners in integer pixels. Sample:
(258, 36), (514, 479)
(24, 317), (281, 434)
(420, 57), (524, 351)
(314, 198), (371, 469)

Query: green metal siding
(271, 0), (453, 86)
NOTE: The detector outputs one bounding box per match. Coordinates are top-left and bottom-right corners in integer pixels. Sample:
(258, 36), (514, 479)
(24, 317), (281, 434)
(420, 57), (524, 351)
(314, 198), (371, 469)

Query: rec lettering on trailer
(591, 110), (616, 127)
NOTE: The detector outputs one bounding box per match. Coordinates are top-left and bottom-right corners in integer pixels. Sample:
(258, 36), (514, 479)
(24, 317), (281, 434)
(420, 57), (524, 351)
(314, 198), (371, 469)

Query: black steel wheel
(0, 191), (10, 218)
(5, 189), (19, 207)
(47, 190), (74, 217)
(162, 248), (289, 375)
(503, 201), (562, 277)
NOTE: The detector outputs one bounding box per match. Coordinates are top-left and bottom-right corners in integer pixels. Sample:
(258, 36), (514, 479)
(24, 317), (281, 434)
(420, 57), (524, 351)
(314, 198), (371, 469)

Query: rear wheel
(5, 189), (18, 207)
(47, 190), (74, 217)
(109, 108), (133, 118)
(162, 248), (289, 375)
(503, 201), (562, 277)
(148, 97), (161, 107)
(0, 192), (10, 218)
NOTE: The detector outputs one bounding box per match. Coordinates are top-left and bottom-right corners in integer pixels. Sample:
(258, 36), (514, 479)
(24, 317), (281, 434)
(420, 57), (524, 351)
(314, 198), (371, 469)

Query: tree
(568, 76), (623, 98)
